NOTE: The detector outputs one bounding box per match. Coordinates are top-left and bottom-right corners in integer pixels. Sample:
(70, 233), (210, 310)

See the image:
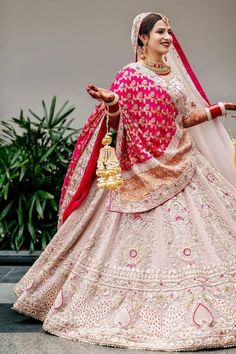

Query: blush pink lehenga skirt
(13, 151), (236, 351)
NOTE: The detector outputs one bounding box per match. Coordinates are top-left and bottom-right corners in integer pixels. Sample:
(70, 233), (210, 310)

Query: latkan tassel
(96, 134), (123, 190)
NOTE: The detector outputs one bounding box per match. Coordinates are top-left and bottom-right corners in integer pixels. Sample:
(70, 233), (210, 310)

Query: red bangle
(107, 101), (119, 114)
(209, 104), (222, 119)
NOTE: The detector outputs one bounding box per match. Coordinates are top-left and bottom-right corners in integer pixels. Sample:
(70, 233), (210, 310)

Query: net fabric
(131, 12), (236, 186)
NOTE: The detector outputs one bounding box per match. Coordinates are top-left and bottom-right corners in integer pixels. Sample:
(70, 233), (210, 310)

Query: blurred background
(0, 0), (236, 131)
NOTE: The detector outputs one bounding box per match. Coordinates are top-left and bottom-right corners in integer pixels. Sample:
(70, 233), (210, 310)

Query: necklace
(142, 58), (171, 76)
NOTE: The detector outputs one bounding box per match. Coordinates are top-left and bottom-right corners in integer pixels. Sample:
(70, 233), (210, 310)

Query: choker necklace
(142, 58), (171, 75)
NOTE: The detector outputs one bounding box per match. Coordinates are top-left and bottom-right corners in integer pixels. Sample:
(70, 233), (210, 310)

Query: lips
(161, 42), (170, 48)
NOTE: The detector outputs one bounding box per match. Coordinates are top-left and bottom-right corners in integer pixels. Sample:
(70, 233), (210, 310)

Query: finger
(87, 89), (98, 98)
(87, 84), (98, 92)
(227, 104), (236, 110)
(96, 92), (103, 99)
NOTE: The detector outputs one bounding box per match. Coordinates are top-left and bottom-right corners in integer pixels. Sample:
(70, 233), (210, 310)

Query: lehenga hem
(42, 321), (236, 352)
(11, 301), (236, 353)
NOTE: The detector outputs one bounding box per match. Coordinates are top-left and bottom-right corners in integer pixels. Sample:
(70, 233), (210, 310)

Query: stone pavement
(1, 265), (236, 354)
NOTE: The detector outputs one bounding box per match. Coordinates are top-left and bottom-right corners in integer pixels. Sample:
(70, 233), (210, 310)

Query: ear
(139, 34), (148, 44)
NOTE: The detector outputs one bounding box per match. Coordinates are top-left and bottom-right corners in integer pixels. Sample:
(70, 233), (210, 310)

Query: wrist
(204, 102), (227, 121)
(105, 93), (120, 117)
(104, 92), (119, 105)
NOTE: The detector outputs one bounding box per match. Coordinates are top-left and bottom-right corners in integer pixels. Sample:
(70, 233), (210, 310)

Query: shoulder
(114, 62), (141, 80)
(110, 63), (143, 90)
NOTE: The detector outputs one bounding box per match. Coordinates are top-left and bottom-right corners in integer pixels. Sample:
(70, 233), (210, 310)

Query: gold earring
(141, 41), (147, 60)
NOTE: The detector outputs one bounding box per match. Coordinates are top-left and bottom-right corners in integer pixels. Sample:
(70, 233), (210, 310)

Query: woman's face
(140, 19), (173, 56)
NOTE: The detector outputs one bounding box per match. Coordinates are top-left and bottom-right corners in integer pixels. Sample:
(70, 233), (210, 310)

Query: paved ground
(1, 265), (236, 354)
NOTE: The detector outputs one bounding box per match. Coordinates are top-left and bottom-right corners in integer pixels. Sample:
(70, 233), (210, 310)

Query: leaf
(28, 195), (36, 223)
(19, 166), (26, 181)
(15, 225), (24, 251)
(17, 196), (24, 225)
(10, 150), (21, 165)
(54, 100), (69, 121)
(48, 96), (56, 126)
(52, 107), (75, 127)
(55, 150), (68, 164)
(42, 99), (49, 123)
(29, 241), (35, 254)
(27, 221), (36, 241)
(41, 232), (47, 250)
(38, 143), (58, 163)
(10, 158), (29, 170)
(38, 191), (54, 199)
(3, 182), (9, 200)
(28, 109), (42, 121)
(0, 200), (14, 219)
(49, 198), (58, 211)
(41, 199), (47, 212)
(35, 195), (44, 219)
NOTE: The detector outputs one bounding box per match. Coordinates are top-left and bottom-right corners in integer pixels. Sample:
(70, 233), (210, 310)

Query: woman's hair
(138, 13), (163, 47)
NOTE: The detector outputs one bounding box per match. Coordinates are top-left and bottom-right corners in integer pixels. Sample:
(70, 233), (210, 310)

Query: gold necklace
(142, 58), (171, 75)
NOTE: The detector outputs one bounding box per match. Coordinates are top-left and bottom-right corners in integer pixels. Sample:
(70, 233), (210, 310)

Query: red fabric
(172, 33), (211, 106)
(62, 117), (107, 222)
(59, 104), (105, 214)
(209, 104), (223, 118)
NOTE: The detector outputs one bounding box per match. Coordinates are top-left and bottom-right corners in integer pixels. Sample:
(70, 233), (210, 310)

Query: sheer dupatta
(131, 12), (236, 186)
(58, 12), (236, 228)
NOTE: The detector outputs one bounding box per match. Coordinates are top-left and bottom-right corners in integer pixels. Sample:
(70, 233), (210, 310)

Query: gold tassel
(96, 129), (123, 190)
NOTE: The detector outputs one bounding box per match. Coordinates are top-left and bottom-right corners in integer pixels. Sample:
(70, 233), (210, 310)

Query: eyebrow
(156, 28), (172, 31)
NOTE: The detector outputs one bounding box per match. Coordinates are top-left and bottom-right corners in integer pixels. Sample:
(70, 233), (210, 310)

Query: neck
(144, 51), (164, 63)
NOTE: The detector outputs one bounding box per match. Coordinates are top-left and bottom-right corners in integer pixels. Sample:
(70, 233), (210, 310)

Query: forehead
(151, 19), (171, 30)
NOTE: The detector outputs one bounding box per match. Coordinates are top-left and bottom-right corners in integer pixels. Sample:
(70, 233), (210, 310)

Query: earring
(141, 41), (147, 60)
(164, 55), (167, 62)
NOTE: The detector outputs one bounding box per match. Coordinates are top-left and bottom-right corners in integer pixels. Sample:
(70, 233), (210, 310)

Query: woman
(13, 12), (236, 351)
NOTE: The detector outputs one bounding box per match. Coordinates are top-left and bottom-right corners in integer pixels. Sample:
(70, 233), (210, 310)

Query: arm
(183, 102), (236, 128)
(86, 85), (120, 129)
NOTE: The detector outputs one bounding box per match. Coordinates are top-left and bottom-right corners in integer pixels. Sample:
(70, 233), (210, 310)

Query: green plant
(0, 96), (80, 253)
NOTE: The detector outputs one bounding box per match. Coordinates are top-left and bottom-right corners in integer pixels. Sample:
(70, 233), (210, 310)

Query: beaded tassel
(96, 115), (123, 190)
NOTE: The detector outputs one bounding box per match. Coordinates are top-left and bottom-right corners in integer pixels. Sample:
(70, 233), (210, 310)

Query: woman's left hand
(224, 102), (236, 111)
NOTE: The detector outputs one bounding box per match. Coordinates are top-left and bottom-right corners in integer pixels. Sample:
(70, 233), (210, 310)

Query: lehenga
(12, 13), (236, 352)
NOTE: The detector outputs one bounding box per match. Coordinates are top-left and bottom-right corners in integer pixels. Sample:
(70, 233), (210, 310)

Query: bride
(13, 12), (236, 351)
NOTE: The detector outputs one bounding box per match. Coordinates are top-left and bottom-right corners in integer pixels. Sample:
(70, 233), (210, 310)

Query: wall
(0, 0), (236, 134)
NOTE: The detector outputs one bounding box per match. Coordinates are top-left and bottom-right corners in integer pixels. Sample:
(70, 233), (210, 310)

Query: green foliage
(0, 96), (80, 253)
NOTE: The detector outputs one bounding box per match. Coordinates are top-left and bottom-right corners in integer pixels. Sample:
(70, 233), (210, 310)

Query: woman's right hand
(86, 84), (115, 103)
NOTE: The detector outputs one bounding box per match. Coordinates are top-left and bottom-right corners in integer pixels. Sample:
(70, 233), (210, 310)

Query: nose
(164, 32), (172, 42)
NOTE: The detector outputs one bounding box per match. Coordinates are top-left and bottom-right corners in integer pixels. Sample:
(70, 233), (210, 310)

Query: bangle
(107, 109), (120, 117)
(204, 107), (212, 121)
(209, 104), (222, 118)
(218, 101), (227, 116)
(105, 93), (119, 106)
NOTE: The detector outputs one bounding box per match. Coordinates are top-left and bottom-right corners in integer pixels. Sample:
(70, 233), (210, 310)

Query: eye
(168, 30), (173, 35)
(156, 30), (164, 34)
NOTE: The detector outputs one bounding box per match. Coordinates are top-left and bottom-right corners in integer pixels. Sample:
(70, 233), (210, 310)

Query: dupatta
(57, 12), (236, 228)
